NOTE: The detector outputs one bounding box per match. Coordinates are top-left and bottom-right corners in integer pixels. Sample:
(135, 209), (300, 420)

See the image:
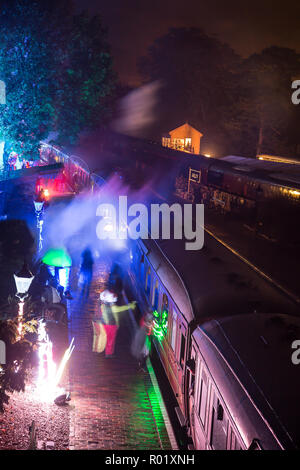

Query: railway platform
(67, 259), (177, 450)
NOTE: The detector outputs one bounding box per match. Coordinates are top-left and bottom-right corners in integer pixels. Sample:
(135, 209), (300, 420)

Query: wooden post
(187, 167), (191, 196)
(28, 420), (37, 450)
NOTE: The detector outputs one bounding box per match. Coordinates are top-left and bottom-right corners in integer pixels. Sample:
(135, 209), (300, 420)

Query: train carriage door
(168, 307), (178, 393)
(209, 390), (229, 450)
(152, 292), (170, 357)
(145, 267), (152, 298)
(191, 357), (211, 449)
(175, 319), (187, 412)
(139, 253), (145, 280)
(152, 279), (159, 312)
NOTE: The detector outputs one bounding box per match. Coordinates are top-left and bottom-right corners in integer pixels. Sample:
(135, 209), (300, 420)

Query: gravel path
(0, 174), (73, 450)
(0, 369), (71, 450)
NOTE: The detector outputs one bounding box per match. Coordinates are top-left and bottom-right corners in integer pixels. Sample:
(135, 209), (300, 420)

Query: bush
(0, 301), (38, 412)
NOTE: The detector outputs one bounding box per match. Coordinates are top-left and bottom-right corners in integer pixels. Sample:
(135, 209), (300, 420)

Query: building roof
(169, 122), (203, 138)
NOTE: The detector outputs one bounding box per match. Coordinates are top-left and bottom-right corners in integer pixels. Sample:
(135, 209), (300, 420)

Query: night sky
(75, 0), (300, 86)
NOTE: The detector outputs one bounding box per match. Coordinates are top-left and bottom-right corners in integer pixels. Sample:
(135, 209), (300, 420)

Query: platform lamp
(14, 262), (34, 339)
(33, 196), (44, 253)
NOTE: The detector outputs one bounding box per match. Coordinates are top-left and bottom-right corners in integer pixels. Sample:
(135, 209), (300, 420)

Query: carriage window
(198, 369), (208, 426)
(229, 428), (242, 450)
(133, 246), (140, 268)
(139, 253), (144, 279)
(153, 292), (169, 341)
(171, 310), (177, 351)
(161, 293), (169, 335)
(145, 268), (151, 296)
(248, 439), (262, 450)
(162, 293), (169, 314)
(179, 332), (186, 367)
(210, 397), (228, 450)
(230, 428), (236, 450)
(207, 169), (224, 187)
(152, 280), (159, 311)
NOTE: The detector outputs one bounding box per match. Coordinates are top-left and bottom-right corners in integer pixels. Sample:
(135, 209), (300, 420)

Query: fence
(0, 141), (106, 214)
(40, 142), (106, 192)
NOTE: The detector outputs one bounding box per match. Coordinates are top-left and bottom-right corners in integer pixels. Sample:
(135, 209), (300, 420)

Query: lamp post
(14, 262), (34, 339)
(33, 197), (44, 252)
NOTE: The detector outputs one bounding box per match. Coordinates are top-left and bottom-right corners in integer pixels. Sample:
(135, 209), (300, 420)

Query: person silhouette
(79, 247), (94, 298)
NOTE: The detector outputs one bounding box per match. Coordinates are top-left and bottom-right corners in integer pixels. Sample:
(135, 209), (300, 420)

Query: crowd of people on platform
(28, 246), (154, 371)
(29, 262), (71, 325)
(85, 250), (154, 369)
(7, 152), (38, 171)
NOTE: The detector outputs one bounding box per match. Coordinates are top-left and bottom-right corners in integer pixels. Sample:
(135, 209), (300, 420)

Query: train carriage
(175, 153), (300, 208)
(190, 314), (300, 450)
(128, 231), (300, 449)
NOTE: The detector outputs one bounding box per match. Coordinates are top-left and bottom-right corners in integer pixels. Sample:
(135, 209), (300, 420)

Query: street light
(14, 262), (34, 296)
(33, 199), (44, 213)
(14, 262), (34, 338)
(33, 196), (45, 252)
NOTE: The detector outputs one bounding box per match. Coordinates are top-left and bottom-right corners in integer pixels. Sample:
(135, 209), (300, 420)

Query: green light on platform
(152, 310), (168, 342)
(42, 248), (72, 268)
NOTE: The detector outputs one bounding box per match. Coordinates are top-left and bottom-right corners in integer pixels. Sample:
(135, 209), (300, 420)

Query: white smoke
(112, 81), (161, 137)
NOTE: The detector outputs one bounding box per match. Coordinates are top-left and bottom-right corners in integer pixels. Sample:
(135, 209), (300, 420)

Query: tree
(232, 47), (300, 156)
(138, 27), (241, 153)
(139, 30), (300, 157)
(0, 0), (59, 159)
(55, 12), (115, 145)
(0, 1), (115, 159)
(0, 314), (37, 412)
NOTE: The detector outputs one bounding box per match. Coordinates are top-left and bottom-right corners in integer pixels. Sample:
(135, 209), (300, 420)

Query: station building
(162, 123), (203, 155)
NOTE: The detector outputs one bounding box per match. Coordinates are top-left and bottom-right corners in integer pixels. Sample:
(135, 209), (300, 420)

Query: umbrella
(42, 248), (72, 268)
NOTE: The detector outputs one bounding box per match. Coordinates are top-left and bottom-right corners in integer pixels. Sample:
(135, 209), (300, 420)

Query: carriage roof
(139, 232), (299, 324)
(193, 313), (300, 449)
(177, 153), (300, 190)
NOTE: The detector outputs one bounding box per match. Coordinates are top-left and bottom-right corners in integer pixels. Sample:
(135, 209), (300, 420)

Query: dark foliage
(0, 0), (115, 158)
(139, 28), (300, 157)
(0, 308), (37, 412)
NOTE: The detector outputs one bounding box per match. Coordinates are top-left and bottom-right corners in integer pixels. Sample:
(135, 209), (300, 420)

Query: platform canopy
(42, 248), (72, 268)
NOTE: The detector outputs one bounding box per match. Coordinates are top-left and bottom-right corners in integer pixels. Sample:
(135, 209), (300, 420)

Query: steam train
(104, 131), (300, 205)
(175, 154), (300, 244)
(173, 154), (300, 224)
(104, 131), (300, 241)
(128, 232), (300, 450)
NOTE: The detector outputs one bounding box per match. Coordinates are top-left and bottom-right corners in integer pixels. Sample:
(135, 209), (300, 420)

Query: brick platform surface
(68, 259), (172, 450)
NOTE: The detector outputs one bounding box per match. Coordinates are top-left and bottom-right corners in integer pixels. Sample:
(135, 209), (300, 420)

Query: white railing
(40, 142), (106, 192)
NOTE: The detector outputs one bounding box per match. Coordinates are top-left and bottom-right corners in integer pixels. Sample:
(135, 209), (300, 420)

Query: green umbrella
(42, 248), (72, 268)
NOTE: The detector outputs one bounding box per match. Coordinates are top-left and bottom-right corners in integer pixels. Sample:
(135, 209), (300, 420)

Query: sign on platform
(188, 168), (201, 184)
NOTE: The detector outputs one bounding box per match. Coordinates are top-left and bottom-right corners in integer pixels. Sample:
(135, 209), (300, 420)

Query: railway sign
(187, 167), (201, 194)
(188, 168), (201, 184)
